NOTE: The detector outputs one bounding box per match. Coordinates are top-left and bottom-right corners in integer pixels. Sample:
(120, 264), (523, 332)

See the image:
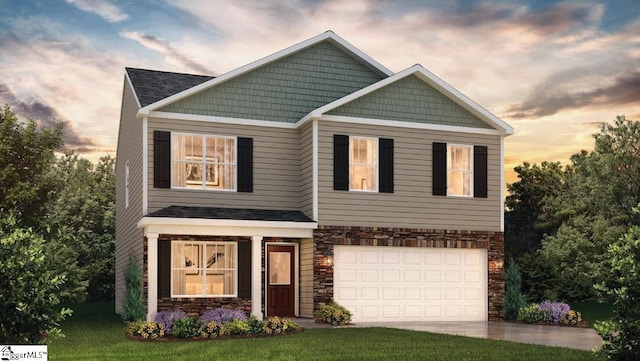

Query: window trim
(170, 132), (238, 192)
(170, 241), (238, 298)
(446, 143), (474, 198)
(349, 136), (379, 192)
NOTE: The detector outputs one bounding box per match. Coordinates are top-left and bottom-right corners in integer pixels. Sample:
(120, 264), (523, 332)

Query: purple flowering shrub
(154, 309), (187, 333)
(200, 308), (247, 324)
(538, 300), (570, 325)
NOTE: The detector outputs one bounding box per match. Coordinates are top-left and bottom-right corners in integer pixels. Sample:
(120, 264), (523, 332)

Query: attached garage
(334, 246), (487, 323)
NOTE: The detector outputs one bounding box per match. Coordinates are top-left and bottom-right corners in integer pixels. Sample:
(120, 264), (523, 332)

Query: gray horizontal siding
(317, 121), (502, 231)
(147, 117), (302, 212)
(158, 41), (385, 123)
(115, 79), (145, 314)
(328, 75), (492, 129)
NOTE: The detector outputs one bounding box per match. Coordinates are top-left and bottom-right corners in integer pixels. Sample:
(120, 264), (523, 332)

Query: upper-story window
(172, 133), (236, 191)
(433, 142), (487, 198)
(447, 144), (473, 197)
(350, 137), (378, 191)
(333, 134), (393, 193)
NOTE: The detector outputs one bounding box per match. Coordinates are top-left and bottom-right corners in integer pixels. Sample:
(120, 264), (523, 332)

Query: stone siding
(312, 226), (505, 321)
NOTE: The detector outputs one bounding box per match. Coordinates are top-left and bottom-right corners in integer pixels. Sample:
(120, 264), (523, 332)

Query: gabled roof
(303, 64), (514, 135)
(126, 68), (213, 107)
(138, 31), (393, 116)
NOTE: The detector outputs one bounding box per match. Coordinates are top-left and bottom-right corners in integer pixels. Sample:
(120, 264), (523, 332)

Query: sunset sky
(1, 0), (639, 185)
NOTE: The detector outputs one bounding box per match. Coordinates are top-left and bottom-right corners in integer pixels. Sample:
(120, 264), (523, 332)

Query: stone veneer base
(312, 225), (505, 321)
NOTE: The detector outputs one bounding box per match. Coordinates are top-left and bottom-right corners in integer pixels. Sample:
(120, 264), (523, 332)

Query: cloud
(65, 0), (128, 23)
(505, 71), (640, 119)
(120, 30), (212, 74)
(0, 82), (98, 152)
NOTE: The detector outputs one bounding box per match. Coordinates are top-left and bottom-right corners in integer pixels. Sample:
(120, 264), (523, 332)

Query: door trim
(265, 242), (299, 317)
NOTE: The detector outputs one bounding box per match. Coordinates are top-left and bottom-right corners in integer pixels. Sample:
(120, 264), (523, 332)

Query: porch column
(146, 232), (159, 322)
(251, 235), (263, 320)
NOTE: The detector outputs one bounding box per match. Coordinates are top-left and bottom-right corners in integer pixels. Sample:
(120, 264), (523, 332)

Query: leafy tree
(505, 161), (565, 259)
(503, 261), (526, 320)
(595, 223), (640, 360)
(0, 105), (62, 226)
(45, 153), (115, 301)
(0, 215), (72, 343)
(508, 116), (640, 303)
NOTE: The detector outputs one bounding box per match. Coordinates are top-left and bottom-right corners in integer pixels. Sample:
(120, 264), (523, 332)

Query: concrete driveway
(351, 321), (603, 351)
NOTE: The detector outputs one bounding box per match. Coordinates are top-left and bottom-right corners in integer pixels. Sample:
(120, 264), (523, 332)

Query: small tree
(122, 257), (145, 322)
(0, 217), (72, 343)
(594, 224), (640, 360)
(503, 260), (526, 320)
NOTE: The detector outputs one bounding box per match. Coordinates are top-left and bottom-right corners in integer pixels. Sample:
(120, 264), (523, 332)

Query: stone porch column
(146, 232), (159, 322)
(251, 235), (263, 320)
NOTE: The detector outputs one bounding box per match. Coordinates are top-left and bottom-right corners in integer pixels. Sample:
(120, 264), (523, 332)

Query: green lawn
(49, 303), (595, 361)
(571, 302), (614, 326)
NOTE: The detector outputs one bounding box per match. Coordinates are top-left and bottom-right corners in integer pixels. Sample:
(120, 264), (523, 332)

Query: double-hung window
(433, 142), (488, 198)
(334, 134), (393, 193)
(171, 241), (237, 297)
(350, 137), (378, 191)
(172, 134), (236, 191)
(447, 144), (473, 197)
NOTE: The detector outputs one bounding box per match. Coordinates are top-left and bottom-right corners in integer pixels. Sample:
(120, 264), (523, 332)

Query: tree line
(0, 105), (114, 342)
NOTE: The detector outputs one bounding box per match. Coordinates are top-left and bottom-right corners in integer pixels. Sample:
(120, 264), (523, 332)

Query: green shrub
(125, 321), (165, 339)
(517, 303), (548, 323)
(172, 317), (202, 338)
(595, 224), (640, 360)
(0, 223), (73, 343)
(314, 301), (352, 326)
(283, 318), (300, 332)
(562, 310), (583, 326)
(224, 320), (250, 335)
(200, 321), (222, 339)
(246, 316), (265, 335)
(121, 258), (145, 322)
(503, 261), (526, 320)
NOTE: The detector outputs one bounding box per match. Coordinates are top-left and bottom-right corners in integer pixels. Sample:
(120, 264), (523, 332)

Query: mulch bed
(126, 328), (305, 342)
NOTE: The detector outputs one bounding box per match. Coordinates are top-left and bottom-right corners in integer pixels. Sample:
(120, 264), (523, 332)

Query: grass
(571, 302), (615, 326)
(48, 303), (596, 361)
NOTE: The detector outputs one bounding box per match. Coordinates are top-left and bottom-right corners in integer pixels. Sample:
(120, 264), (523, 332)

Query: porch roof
(147, 206), (314, 223)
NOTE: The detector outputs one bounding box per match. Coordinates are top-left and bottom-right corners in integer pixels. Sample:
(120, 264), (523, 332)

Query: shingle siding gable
(158, 41), (386, 122)
(327, 75), (493, 129)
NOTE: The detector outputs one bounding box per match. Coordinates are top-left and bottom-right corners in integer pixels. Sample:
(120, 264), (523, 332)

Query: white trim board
(138, 217), (317, 239)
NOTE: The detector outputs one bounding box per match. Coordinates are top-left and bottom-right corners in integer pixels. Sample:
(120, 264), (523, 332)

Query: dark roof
(126, 68), (214, 107)
(148, 206), (314, 223)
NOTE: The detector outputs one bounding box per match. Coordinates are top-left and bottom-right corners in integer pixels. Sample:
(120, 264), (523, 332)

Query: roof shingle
(147, 206), (314, 223)
(126, 68), (213, 107)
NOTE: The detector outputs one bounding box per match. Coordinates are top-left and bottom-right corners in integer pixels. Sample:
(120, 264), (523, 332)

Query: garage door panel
(335, 246), (487, 322)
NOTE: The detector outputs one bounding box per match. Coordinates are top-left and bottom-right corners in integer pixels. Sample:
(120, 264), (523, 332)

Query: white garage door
(334, 246), (487, 323)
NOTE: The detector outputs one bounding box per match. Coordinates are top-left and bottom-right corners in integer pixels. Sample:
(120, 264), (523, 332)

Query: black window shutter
(237, 137), (253, 193)
(474, 145), (488, 198)
(379, 138), (394, 193)
(432, 142), (447, 196)
(333, 134), (349, 191)
(237, 241), (251, 298)
(153, 131), (171, 189)
(157, 240), (171, 299)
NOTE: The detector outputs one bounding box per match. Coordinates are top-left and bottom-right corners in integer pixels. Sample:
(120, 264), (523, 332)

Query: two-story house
(116, 31), (513, 323)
